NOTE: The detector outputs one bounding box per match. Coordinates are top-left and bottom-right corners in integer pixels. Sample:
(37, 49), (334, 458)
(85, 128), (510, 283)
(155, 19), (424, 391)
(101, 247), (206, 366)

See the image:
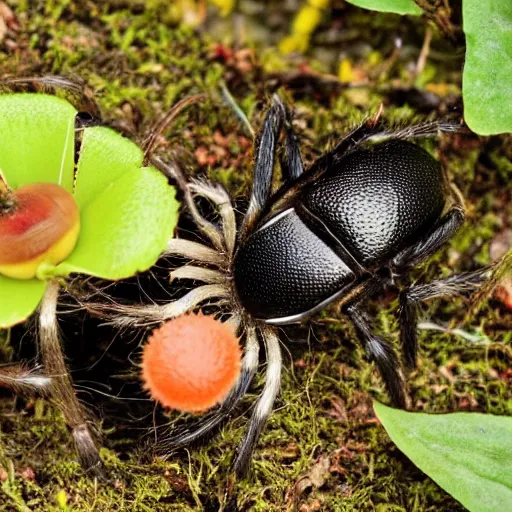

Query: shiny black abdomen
(233, 209), (355, 321)
(302, 140), (445, 267)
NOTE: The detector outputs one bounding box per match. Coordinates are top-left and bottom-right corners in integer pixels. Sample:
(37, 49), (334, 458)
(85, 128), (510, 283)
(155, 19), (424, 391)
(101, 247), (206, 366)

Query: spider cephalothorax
(99, 96), (490, 478)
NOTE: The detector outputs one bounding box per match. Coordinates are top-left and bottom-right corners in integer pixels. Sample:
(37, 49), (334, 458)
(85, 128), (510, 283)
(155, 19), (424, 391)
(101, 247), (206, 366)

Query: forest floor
(0, 1), (511, 511)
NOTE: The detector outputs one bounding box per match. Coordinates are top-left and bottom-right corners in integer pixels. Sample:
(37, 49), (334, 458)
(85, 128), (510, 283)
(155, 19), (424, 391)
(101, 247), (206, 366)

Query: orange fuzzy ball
(141, 313), (242, 413)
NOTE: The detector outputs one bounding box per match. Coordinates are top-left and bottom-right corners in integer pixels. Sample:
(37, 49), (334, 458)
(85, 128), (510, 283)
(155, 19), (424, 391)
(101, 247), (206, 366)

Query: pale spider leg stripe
(189, 181), (237, 257)
(165, 239), (225, 267)
(153, 156), (225, 251)
(233, 325), (281, 477)
(170, 265), (225, 284)
(182, 192), (224, 251)
(162, 322), (259, 449)
(0, 365), (52, 395)
(225, 324), (260, 410)
(365, 122), (460, 144)
(108, 284), (231, 328)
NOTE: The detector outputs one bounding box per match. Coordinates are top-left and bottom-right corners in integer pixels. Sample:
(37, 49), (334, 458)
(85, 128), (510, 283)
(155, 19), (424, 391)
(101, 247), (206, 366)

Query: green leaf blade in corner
(463, 0), (512, 135)
(345, 0), (422, 16)
(374, 401), (512, 512)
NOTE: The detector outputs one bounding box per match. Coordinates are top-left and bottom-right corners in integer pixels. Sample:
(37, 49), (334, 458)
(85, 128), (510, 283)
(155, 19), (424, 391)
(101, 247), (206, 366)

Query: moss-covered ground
(0, 1), (511, 510)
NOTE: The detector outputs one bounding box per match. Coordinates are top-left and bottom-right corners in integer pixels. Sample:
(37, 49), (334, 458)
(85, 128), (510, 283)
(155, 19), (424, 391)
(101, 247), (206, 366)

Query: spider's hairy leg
(85, 199), (232, 330)
(152, 156), (225, 251)
(330, 118), (462, 161)
(38, 281), (104, 477)
(365, 121), (463, 143)
(224, 312), (243, 333)
(392, 193), (467, 368)
(240, 95), (287, 240)
(281, 103), (305, 182)
(340, 275), (410, 409)
(346, 303), (410, 409)
(233, 325), (281, 478)
(92, 284), (231, 328)
(164, 238), (225, 267)
(0, 364), (52, 396)
(399, 265), (492, 369)
(0, 75), (101, 118)
(158, 321), (259, 451)
(188, 180), (237, 257)
(392, 198), (466, 272)
(170, 265), (225, 284)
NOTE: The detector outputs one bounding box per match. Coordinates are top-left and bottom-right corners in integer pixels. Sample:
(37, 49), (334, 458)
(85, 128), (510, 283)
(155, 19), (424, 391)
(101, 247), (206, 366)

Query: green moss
(0, 1), (510, 510)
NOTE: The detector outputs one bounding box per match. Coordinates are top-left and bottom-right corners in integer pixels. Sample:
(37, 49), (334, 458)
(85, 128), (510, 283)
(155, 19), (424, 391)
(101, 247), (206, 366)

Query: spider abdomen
(302, 140), (446, 267)
(233, 208), (356, 322)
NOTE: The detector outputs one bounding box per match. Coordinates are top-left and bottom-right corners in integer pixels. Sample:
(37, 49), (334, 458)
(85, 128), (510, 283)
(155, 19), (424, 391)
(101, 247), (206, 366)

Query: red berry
(0, 182), (80, 279)
(141, 313), (241, 413)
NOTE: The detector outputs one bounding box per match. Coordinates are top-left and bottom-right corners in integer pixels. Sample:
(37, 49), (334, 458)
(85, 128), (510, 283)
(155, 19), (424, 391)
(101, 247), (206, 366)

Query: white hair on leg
(152, 155), (224, 250)
(170, 265), (225, 284)
(0, 364), (52, 395)
(99, 284), (231, 328)
(164, 238), (226, 267)
(189, 180), (237, 256)
(233, 325), (281, 477)
(229, 323), (261, 404)
(366, 121), (461, 144)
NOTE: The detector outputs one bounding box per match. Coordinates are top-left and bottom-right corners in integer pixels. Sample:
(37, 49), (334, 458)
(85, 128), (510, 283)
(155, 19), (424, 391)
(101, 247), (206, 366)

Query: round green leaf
(73, 126), (144, 208)
(0, 94), (76, 191)
(0, 276), (47, 328)
(463, 0), (512, 135)
(374, 401), (512, 512)
(345, 0), (422, 16)
(54, 167), (178, 280)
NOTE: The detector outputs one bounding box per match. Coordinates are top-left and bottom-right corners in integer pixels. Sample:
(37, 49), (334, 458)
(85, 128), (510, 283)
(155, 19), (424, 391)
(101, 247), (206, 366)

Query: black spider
(102, 95), (491, 478)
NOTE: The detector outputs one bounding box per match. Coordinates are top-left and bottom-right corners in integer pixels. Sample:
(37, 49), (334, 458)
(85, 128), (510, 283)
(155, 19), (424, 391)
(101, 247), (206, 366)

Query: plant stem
(38, 280), (104, 477)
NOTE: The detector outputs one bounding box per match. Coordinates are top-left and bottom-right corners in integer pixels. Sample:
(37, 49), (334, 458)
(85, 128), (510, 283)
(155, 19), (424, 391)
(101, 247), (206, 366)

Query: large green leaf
(0, 94), (76, 191)
(53, 167), (178, 280)
(463, 1), (512, 135)
(0, 276), (46, 328)
(374, 402), (512, 512)
(73, 126), (144, 208)
(345, 0), (422, 15)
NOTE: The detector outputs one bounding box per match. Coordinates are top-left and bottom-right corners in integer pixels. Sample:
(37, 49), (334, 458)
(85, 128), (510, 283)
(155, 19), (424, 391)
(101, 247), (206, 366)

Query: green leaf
(345, 0), (422, 16)
(0, 94), (76, 191)
(54, 167), (178, 280)
(374, 402), (512, 512)
(73, 126), (144, 208)
(463, 1), (512, 134)
(0, 276), (47, 328)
